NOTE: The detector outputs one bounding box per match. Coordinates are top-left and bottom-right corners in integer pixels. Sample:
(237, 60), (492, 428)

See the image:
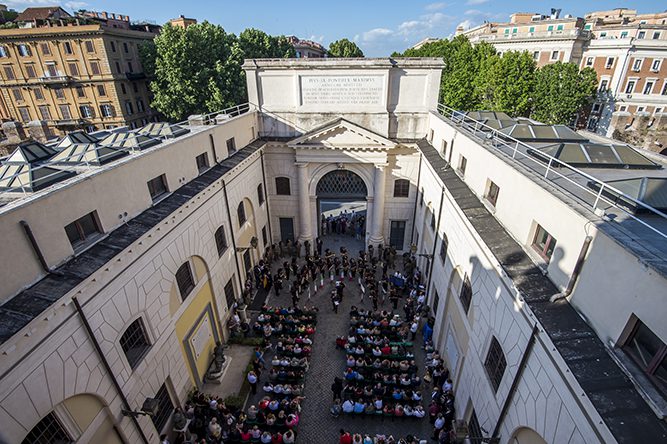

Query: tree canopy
(328, 39), (364, 58)
(393, 36), (598, 124)
(139, 23), (295, 121)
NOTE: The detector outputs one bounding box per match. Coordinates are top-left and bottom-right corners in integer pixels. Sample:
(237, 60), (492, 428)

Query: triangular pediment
(288, 118), (396, 151)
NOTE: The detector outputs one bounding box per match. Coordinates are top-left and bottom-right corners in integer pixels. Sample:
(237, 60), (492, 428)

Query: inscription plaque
(300, 75), (384, 106)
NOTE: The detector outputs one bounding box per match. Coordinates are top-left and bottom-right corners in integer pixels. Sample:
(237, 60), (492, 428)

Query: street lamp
(121, 398), (159, 418)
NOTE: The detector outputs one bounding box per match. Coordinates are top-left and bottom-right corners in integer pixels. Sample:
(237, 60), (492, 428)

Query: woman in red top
(339, 429), (352, 444)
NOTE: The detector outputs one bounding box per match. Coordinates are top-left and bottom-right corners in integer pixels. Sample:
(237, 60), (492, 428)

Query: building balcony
(125, 72), (147, 80)
(39, 75), (74, 86)
(54, 118), (85, 127)
(471, 28), (590, 43)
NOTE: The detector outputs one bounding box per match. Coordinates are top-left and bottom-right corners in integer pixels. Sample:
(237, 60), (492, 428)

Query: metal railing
(0, 103), (253, 197)
(436, 103), (667, 241)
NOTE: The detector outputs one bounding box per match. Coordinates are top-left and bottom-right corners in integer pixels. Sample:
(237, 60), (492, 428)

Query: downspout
(20, 220), (49, 274)
(550, 235), (592, 302)
(222, 179), (244, 291)
(409, 153), (423, 245)
(492, 324), (539, 440)
(260, 149), (273, 245)
(426, 186), (445, 300)
(71, 297), (147, 444)
(210, 136), (219, 164)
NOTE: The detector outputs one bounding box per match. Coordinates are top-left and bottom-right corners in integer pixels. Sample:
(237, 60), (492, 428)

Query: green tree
(531, 62), (598, 124)
(328, 38), (364, 57)
(481, 50), (536, 116)
(238, 28), (295, 59)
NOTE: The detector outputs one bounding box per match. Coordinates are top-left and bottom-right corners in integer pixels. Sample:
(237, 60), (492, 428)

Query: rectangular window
(643, 81), (655, 95)
(0, 46), (7, 57)
(176, 262), (195, 299)
(65, 62), (78, 77)
(638, 31), (646, 39)
(600, 32), (607, 38)
(389, 220), (406, 250)
(226, 137), (236, 153)
(12, 88), (23, 101)
(651, 60), (661, 72)
(557, 24), (564, 31)
(115, 62), (121, 74)
(90, 61), (101, 75)
(550, 50), (559, 60)
(125, 101), (134, 115)
(257, 184), (265, 205)
(262, 225), (268, 247)
(532, 224), (557, 262)
(97, 85), (106, 96)
(484, 337), (507, 393)
(599, 79), (609, 91)
(547, 25), (554, 32)
(76, 86), (85, 98)
(458, 155), (467, 177)
(110, 41), (116, 52)
(59, 104), (71, 120)
(393, 179), (410, 198)
(439, 235), (448, 263)
(54, 88), (65, 100)
(653, 32), (661, 40)
(137, 99), (145, 112)
(151, 383), (174, 433)
(468, 410), (483, 442)
(133, 82), (139, 93)
(147, 174), (168, 201)
(504, 28), (509, 34)
(663, 82), (667, 95)
(63, 42), (73, 55)
(485, 180), (500, 207)
(623, 319), (667, 396)
(275, 177), (291, 195)
(606, 57), (614, 69)
(529, 26), (535, 33)
(38, 105), (51, 120)
(532, 51), (539, 61)
(40, 43), (51, 55)
(127, 61), (133, 73)
(620, 31), (628, 39)
(586, 57), (594, 67)
(196, 152), (209, 173)
(512, 28), (517, 34)
(85, 40), (95, 53)
(3, 66), (15, 80)
(64, 211), (103, 252)
(432, 288), (440, 313)
(123, 42), (129, 53)
(79, 105), (93, 118)
(625, 80), (636, 94)
(224, 279), (236, 309)
(45, 63), (58, 77)
(100, 104), (114, 118)
(633, 59), (643, 71)
(120, 318), (151, 369)
(18, 44), (31, 57)
(637, 106), (645, 113)
(25, 65), (36, 78)
(18, 107), (30, 121)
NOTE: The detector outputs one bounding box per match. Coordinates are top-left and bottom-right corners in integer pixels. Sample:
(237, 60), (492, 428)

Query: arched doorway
(316, 169), (368, 240)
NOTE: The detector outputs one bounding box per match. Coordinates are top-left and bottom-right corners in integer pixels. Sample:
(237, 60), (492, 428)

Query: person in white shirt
(342, 399), (355, 413)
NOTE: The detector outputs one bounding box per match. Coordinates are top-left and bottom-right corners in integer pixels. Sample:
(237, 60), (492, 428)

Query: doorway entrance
(316, 169), (367, 242)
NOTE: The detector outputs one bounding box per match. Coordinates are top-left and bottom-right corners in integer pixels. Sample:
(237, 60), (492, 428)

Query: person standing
(410, 317), (419, 341)
(316, 237), (323, 256)
(331, 377), (343, 401)
(247, 370), (258, 394)
(331, 291), (340, 313)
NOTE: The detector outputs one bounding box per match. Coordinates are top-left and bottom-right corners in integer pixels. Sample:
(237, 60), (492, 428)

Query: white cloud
(307, 35), (325, 43)
(361, 28), (393, 42)
(65, 1), (88, 9)
(3, 0), (88, 10)
(457, 19), (473, 30)
(425, 2), (447, 11)
(465, 9), (483, 16)
(466, 0), (489, 4)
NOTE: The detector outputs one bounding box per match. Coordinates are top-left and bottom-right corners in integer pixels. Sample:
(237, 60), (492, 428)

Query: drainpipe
(426, 186), (445, 302)
(72, 297), (148, 444)
(550, 235), (592, 302)
(492, 324), (539, 440)
(222, 180), (244, 292)
(20, 220), (50, 274)
(260, 149), (273, 246)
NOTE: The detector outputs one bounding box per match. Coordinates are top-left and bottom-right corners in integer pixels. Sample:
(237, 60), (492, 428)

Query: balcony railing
(126, 72), (147, 80)
(39, 75), (73, 86)
(472, 28), (589, 42)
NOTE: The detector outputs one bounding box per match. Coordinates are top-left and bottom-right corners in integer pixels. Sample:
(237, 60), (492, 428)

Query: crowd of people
(338, 430), (428, 444)
(320, 210), (366, 239)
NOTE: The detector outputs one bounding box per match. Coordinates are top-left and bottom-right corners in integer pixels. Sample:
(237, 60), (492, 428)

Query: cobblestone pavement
(249, 234), (433, 443)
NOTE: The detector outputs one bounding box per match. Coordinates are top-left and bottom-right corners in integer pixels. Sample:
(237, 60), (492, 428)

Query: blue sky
(4, 1), (665, 56)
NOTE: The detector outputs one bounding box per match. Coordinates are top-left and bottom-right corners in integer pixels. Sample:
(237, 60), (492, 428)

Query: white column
(369, 164), (387, 246)
(296, 162), (313, 243)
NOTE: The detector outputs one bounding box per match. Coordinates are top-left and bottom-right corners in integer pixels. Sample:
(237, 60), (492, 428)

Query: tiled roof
(16, 7), (69, 22)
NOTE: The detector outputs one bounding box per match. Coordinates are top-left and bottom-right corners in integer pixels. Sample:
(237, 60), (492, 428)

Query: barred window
(195, 152), (209, 173)
(460, 274), (472, 314)
(439, 234), (449, 263)
(484, 337), (507, 393)
(224, 279), (235, 309)
(151, 383), (174, 433)
(393, 179), (410, 198)
(275, 177), (291, 195)
(237, 201), (247, 226)
(176, 262), (195, 300)
(22, 412), (72, 444)
(120, 318), (151, 369)
(215, 226), (228, 257)
(147, 174), (168, 201)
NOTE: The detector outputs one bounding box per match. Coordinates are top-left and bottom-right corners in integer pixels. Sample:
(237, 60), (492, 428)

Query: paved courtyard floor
(247, 234), (433, 443)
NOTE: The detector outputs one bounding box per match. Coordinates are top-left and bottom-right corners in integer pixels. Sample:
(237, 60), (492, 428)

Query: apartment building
(287, 35), (326, 58)
(0, 59), (666, 443)
(0, 7), (159, 140)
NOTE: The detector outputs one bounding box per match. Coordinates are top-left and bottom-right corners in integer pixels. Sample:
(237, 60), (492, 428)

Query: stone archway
(315, 169), (368, 240)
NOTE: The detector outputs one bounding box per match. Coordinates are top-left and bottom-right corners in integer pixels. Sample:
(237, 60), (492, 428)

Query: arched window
(237, 201), (247, 226)
(215, 225), (228, 256)
(393, 179), (410, 198)
(22, 412), (72, 444)
(257, 183), (265, 205)
(275, 177), (291, 195)
(175, 262), (195, 300)
(460, 273), (472, 314)
(120, 317), (151, 369)
(484, 336), (507, 393)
